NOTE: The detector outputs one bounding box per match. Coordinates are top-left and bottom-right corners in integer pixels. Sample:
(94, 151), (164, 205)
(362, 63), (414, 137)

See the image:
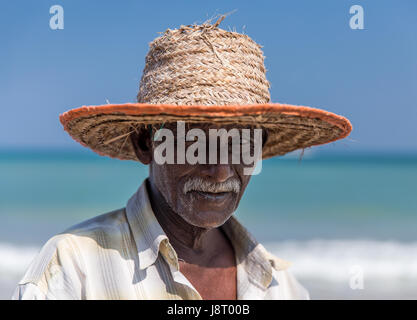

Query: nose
(200, 164), (234, 183)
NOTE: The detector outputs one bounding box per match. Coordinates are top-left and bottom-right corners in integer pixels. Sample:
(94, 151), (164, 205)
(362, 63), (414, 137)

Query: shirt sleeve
(11, 234), (85, 300)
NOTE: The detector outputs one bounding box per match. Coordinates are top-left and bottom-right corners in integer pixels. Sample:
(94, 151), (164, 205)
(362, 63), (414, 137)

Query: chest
(179, 262), (237, 300)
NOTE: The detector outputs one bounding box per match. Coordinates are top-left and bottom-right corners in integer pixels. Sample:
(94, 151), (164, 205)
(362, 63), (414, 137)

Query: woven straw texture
(60, 16), (352, 161)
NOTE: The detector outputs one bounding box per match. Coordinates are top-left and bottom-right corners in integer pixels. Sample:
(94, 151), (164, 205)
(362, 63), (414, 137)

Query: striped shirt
(12, 180), (310, 300)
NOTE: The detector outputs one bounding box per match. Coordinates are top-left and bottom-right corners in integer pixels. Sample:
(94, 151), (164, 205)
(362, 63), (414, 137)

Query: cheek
(236, 168), (252, 201)
(152, 164), (177, 206)
(151, 163), (193, 211)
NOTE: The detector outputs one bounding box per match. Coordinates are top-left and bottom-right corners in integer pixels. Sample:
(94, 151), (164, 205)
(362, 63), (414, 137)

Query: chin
(174, 192), (239, 228)
(180, 207), (235, 229)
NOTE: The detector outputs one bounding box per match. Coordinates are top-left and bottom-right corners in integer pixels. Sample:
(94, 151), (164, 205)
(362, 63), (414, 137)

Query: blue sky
(1, 0), (416, 152)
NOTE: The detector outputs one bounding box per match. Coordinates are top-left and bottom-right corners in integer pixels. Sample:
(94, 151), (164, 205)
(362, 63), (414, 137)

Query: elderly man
(13, 17), (351, 300)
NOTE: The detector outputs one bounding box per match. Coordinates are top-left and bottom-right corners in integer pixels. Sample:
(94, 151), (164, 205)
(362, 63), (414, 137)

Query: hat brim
(59, 103), (352, 160)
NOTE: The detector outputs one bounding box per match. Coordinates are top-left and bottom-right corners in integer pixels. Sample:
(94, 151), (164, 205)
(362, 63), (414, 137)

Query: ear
(262, 128), (268, 148)
(130, 126), (153, 165)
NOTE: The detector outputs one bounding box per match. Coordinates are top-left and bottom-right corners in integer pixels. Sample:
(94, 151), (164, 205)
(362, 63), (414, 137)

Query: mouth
(188, 190), (233, 201)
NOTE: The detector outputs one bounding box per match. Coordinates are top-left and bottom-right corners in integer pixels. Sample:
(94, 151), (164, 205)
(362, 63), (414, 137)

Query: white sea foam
(264, 239), (417, 283)
(0, 243), (39, 277)
(1, 239), (417, 283)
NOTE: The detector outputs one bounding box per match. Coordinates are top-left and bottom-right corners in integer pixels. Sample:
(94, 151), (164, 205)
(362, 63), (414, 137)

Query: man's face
(132, 122), (265, 229)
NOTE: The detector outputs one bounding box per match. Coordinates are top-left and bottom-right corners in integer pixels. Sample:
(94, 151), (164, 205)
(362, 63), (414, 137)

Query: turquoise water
(1, 150), (417, 299)
(1, 150), (416, 244)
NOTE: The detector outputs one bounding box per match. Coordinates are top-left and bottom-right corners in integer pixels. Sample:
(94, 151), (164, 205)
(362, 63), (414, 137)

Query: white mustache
(183, 177), (241, 194)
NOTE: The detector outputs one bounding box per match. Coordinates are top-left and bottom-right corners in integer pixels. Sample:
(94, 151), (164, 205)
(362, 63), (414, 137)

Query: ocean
(1, 150), (416, 299)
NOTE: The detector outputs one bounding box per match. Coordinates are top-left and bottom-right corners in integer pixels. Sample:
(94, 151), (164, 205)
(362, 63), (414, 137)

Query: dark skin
(130, 123), (265, 300)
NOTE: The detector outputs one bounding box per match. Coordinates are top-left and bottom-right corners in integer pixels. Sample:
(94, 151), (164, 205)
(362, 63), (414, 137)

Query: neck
(146, 178), (212, 255)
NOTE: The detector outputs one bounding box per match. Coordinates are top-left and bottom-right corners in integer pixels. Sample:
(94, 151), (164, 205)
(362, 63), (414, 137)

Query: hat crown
(137, 22), (271, 106)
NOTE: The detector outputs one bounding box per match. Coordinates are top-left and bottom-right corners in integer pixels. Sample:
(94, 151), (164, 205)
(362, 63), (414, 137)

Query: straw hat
(59, 16), (352, 161)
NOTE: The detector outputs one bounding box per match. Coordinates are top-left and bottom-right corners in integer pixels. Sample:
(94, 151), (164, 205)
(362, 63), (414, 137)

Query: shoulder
(15, 231), (83, 299)
(63, 207), (128, 238)
(16, 208), (128, 298)
(261, 247), (310, 300)
(271, 267), (310, 300)
(54, 207), (130, 261)
(56, 207), (130, 253)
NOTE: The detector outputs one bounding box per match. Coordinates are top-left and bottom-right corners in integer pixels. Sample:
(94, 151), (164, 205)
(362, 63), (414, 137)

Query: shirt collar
(125, 179), (291, 288)
(125, 179), (174, 270)
(221, 215), (291, 289)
